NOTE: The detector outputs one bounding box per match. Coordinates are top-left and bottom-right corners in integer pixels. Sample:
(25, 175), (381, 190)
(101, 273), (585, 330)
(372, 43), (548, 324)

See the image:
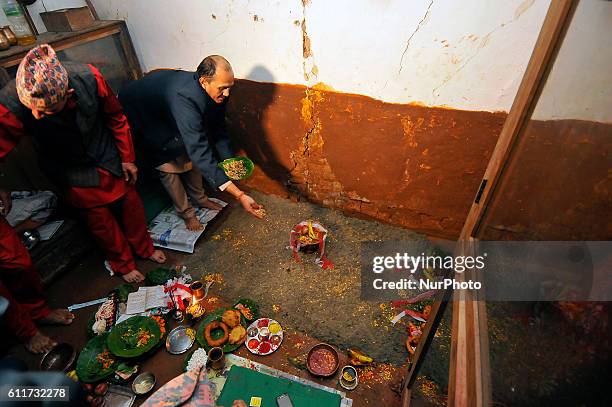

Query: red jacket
(0, 65), (134, 208)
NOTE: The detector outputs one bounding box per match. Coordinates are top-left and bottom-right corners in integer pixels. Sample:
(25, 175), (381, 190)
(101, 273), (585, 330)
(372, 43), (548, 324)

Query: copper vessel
(189, 280), (205, 301)
(1, 26), (17, 46)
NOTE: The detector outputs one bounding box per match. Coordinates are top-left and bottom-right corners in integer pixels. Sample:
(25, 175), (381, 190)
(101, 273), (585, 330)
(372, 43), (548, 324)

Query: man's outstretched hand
(122, 162), (138, 185)
(239, 194), (264, 219)
(0, 189), (12, 216)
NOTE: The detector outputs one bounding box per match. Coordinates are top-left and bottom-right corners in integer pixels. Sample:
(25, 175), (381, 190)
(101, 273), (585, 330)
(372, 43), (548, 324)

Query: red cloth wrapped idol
(289, 220), (333, 270)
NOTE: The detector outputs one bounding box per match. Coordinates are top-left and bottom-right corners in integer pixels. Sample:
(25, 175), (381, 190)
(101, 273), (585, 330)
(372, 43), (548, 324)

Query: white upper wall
(90, 0), (553, 114)
(7, 1), (609, 121)
(304, 0), (550, 110)
(92, 0), (306, 86)
(531, 0), (612, 122)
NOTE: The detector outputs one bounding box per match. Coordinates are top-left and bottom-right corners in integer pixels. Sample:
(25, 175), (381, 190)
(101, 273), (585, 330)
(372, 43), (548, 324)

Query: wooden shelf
(0, 20), (123, 68)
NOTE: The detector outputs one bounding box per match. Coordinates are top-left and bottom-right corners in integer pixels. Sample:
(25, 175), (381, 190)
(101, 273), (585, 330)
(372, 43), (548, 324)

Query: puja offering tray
(245, 318), (284, 356)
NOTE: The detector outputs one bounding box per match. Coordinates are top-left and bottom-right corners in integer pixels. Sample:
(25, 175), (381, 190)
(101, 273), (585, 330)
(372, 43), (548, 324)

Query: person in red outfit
(0, 44), (165, 283)
(0, 189), (74, 354)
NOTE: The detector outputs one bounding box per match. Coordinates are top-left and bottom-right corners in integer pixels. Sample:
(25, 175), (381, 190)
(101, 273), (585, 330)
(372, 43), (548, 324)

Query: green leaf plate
(145, 267), (176, 286)
(76, 333), (117, 383)
(196, 308), (243, 353)
(107, 316), (162, 358)
(233, 298), (259, 324)
(218, 157), (254, 180)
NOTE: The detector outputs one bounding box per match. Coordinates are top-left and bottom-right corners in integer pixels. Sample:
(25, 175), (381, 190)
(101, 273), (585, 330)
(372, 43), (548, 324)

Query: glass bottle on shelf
(1, 0), (36, 46)
(0, 30), (9, 50)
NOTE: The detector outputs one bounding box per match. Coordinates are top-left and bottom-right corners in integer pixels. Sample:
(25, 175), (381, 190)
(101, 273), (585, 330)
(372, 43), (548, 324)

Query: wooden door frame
(401, 1), (577, 405)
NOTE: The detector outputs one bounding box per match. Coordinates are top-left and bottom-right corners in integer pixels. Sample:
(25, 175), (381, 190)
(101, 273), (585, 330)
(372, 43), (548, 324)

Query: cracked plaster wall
(91, 0), (552, 113)
(82, 0), (608, 239)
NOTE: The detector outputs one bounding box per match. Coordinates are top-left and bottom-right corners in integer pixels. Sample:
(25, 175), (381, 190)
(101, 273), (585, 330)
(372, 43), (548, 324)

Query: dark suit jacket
(119, 70), (232, 188)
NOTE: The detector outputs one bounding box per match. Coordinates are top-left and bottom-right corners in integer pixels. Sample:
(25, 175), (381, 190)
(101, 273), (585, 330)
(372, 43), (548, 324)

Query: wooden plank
(0, 24), (121, 68)
(446, 1), (576, 406)
(85, 0), (100, 20)
(402, 287), (452, 390)
(402, 387), (412, 407)
(117, 21), (143, 80)
(21, 3), (39, 36)
(460, 0), (576, 240)
(402, 3), (576, 402)
(0, 20), (120, 66)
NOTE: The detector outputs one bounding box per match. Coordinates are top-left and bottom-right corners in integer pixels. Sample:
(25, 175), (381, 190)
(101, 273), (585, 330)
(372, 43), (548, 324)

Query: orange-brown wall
(227, 79), (611, 240)
(227, 79), (506, 238)
(480, 118), (612, 240)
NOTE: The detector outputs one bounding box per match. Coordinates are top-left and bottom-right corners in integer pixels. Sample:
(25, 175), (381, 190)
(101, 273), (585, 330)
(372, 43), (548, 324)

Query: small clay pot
(1, 26), (17, 46)
(0, 31), (10, 51)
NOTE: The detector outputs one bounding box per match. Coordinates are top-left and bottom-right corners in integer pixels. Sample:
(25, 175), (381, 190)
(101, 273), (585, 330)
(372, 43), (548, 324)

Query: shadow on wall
(227, 65), (291, 195)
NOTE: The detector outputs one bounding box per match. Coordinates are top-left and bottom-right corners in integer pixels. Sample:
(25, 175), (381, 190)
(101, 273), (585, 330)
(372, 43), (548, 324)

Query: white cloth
(6, 190), (57, 226)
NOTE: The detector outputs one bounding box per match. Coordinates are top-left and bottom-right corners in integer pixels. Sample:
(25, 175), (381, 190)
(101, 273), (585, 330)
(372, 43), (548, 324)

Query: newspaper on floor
(148, 198), (227, 253)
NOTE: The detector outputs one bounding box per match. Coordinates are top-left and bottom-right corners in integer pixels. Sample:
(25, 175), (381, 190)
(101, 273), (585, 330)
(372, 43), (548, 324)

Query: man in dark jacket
(119, 55), (262, 228)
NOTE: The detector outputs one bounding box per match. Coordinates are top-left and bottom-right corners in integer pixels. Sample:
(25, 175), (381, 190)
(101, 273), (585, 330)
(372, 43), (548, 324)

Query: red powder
(259, 342), (271, 354)
(248, 339), (260, 350)
(309, 348), (337, 375)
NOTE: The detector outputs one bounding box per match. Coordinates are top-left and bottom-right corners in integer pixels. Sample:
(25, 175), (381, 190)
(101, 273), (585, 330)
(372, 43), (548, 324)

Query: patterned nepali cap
(16, 44), (69, 110)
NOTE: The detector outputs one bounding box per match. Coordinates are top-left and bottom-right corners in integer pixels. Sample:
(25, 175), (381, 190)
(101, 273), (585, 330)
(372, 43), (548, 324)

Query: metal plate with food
(245, 318), (284, 356)
(107, 316), (162, 358)
(76, 334), (117, 383)
(196, 308), (247, 353)
(103, 385), (135, 407)
(132, 372), (156, 395)
(307, 343), (340, 377)
(166, 325), (196, 355)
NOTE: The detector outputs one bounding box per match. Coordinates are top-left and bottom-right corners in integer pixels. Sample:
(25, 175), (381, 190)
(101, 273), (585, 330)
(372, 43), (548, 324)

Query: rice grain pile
(224, 160), (247, 179)
(186, 348), (208, 372)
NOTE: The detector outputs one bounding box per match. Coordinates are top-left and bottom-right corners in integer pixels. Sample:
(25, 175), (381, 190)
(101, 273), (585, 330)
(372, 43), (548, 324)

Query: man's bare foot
(184, 216), (204, 231)
(25, 331), (56, 354)
(149, 249), (167, 264)
(122, 269), (145, 283)
(39, 309), (74, 325)
(199, 198), (223, 211)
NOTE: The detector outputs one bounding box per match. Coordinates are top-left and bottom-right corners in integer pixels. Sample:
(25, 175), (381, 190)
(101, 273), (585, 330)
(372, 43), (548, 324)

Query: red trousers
(80, 186), (154, 275)
(0, 217), (50, 342)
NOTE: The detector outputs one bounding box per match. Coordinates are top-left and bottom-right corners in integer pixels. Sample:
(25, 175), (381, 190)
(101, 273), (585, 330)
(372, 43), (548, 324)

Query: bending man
(0, 45), (165, 283)
(119, 55), (262, 231)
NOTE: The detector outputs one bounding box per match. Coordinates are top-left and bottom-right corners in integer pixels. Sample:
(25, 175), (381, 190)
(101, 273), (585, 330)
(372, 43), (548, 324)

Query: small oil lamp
(186, 293), (205, 320)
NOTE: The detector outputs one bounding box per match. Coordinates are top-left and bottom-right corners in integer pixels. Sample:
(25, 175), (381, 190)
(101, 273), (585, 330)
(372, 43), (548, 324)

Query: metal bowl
(339, 365), (359, 390)
(39, 343), (76, 372)
(306, 343), (340, 377)
(132, 372), (156, 395)
(166, 325), (196, 355)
